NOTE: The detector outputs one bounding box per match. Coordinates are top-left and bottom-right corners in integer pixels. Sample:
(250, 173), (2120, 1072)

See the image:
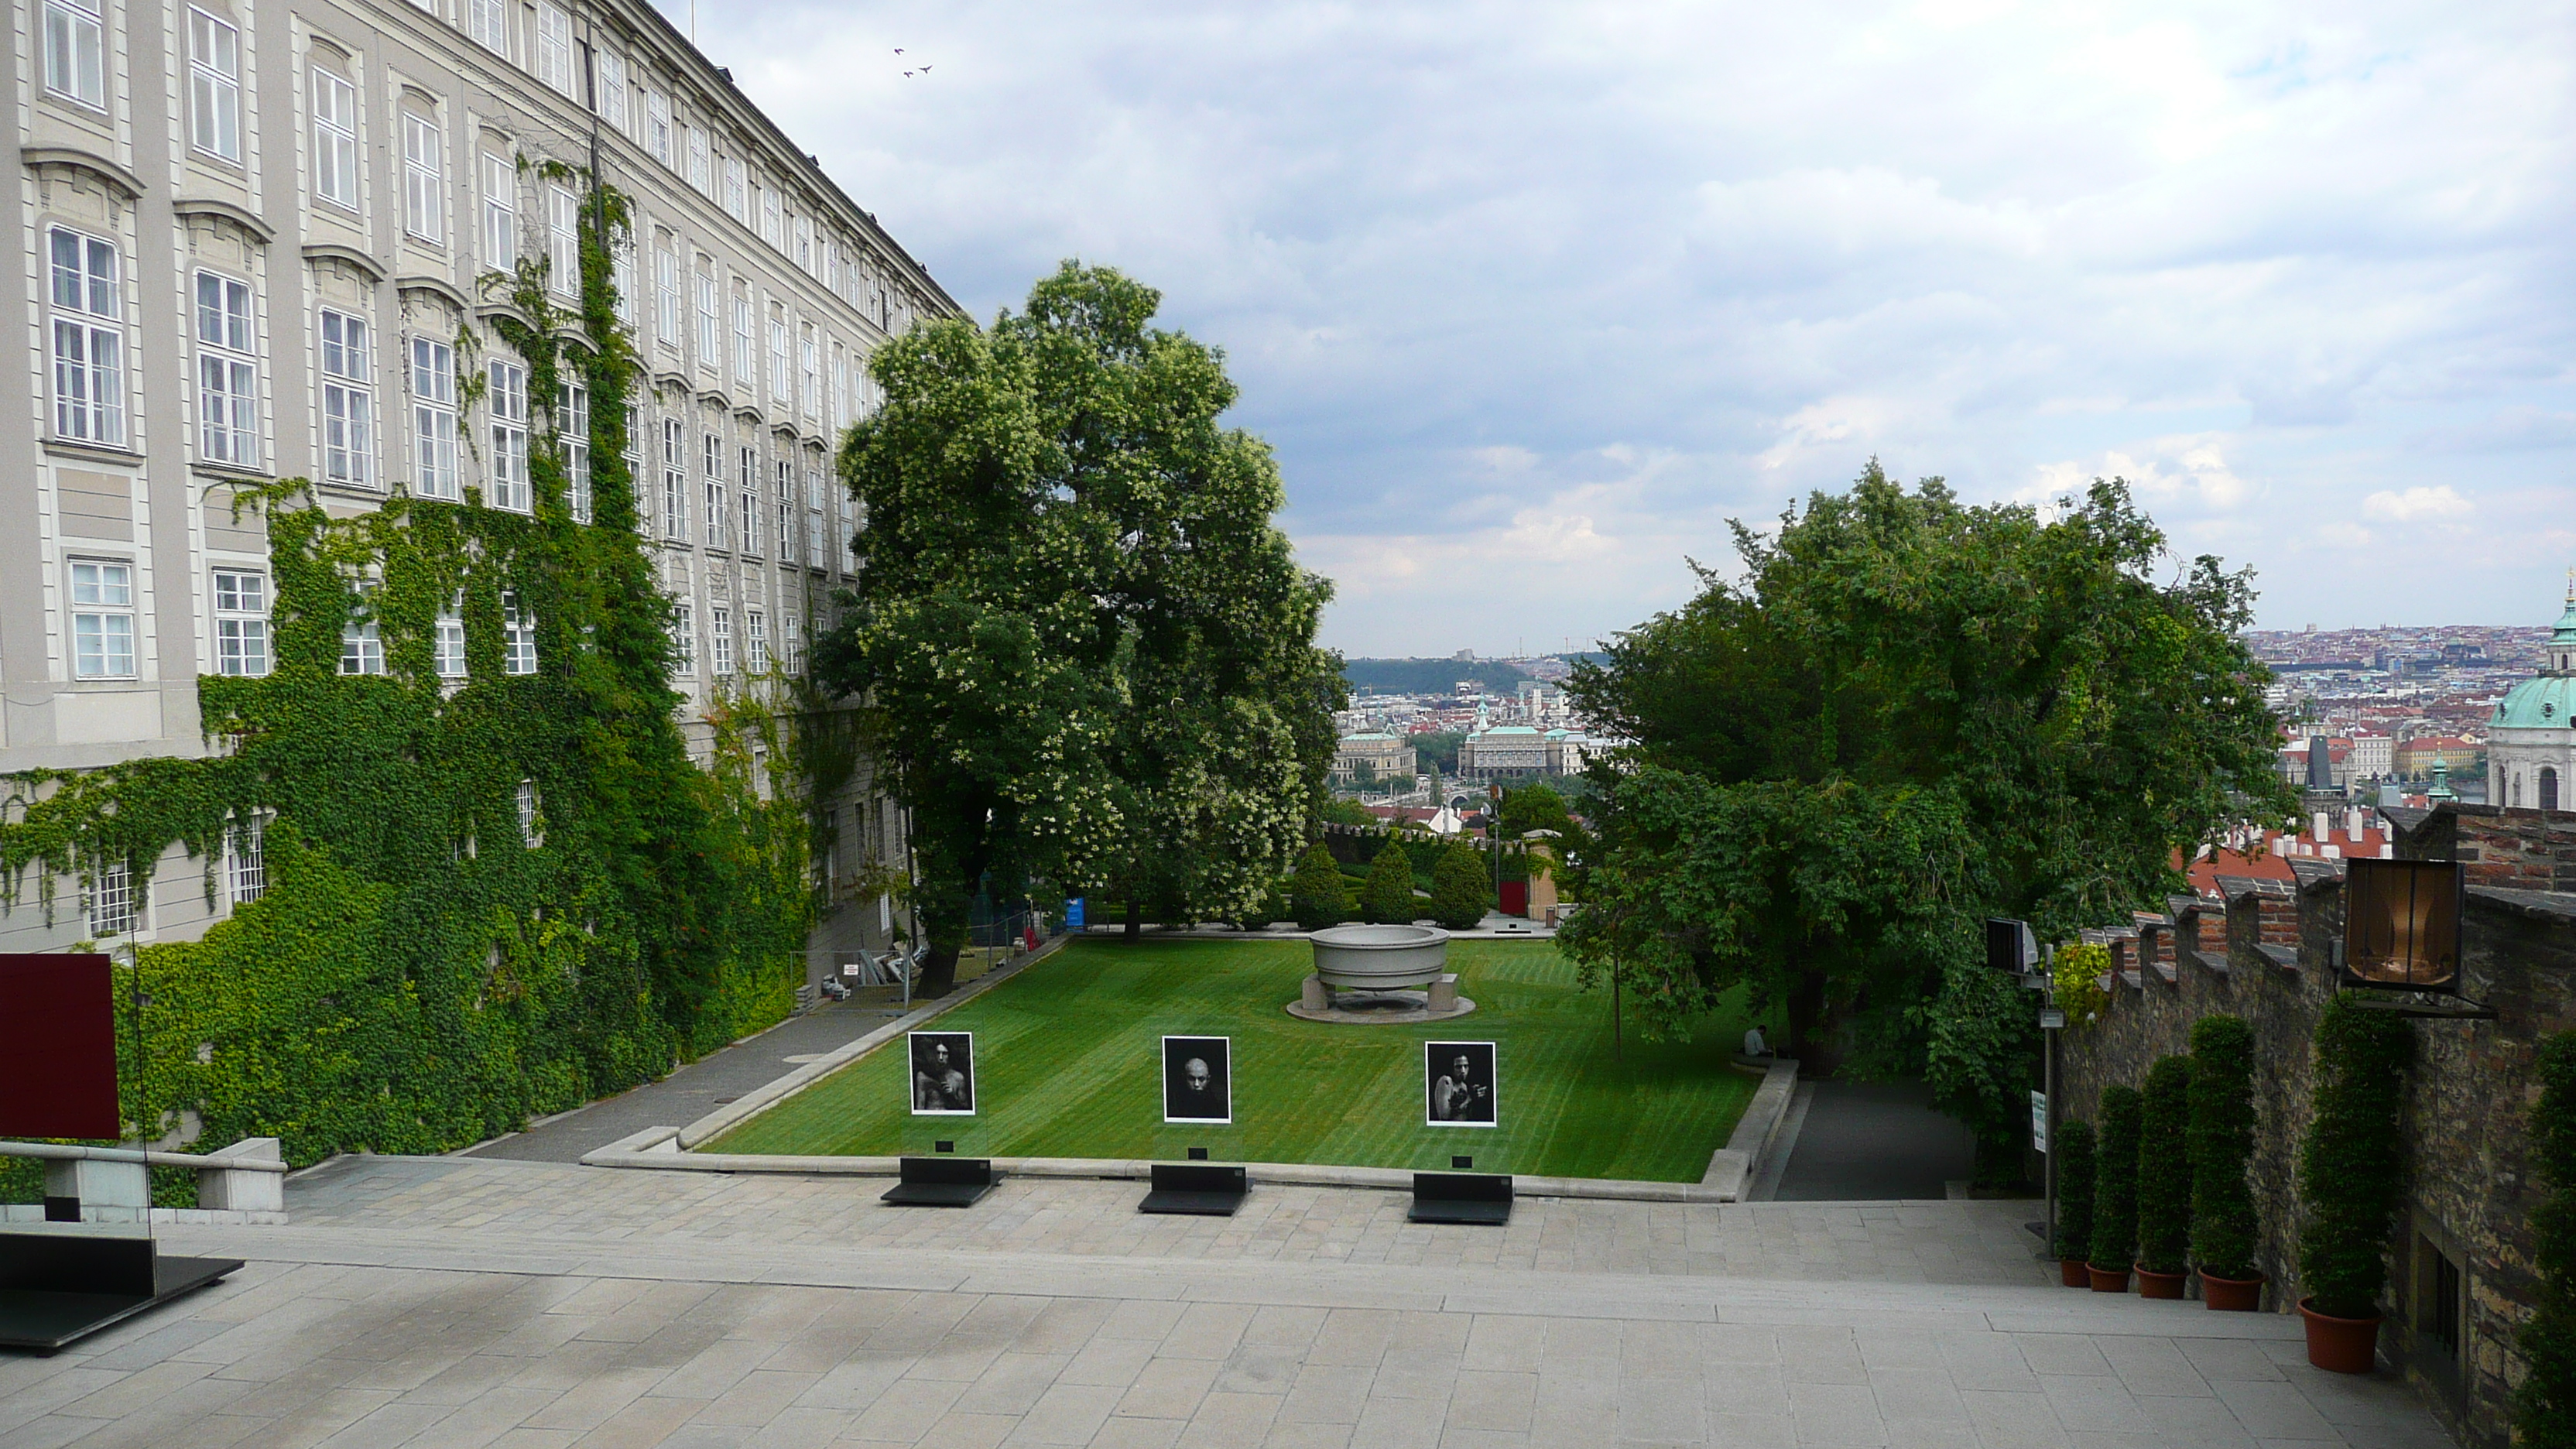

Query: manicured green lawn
(704, 937), (1766, 1182)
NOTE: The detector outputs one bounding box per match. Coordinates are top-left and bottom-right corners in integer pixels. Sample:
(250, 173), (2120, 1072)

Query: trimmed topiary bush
(2297, 992), (2414, 1320)
(2137, 1053), (2194, 1274)
(2090, 1084), (2141, 1272)
(2190, 1013), (2260, 1280)
(2517, 1031), (2576, 1447)
(1429, 842), (1490, 930)
(1290, 842), (1351, 931)
(1359, 840), (1417, 924)
(2054, 1118), (2096, 1262)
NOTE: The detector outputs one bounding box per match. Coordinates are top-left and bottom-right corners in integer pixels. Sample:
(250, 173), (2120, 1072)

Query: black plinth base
(0, 1231), (243, 1354)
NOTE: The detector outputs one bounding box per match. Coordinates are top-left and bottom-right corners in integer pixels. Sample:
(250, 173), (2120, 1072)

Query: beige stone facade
(5, 0), (951, 981)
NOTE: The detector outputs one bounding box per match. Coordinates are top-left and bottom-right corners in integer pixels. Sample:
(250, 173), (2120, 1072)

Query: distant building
(1459, 724), (1548, 779)
(1332, 732), (1416, 786)
(2488, 578), (2576, 811)
(2396, 735), (2484, 780)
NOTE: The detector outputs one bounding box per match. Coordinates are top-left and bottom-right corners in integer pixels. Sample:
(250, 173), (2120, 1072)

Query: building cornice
(172, 197), (276, 244)
(301, 242), (386, 284)
(395, 274), (474, 312)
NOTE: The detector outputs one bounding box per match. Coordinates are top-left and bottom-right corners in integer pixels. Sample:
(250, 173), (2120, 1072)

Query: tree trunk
(1125, 896), (1142, 943)
(1785, 961), (1840, 1077)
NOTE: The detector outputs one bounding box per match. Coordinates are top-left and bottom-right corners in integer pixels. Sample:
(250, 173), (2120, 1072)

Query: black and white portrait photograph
(1426, 1042), (1498, 1127)
(1161, 1036), (1232, 1124)
(908, 1032), (975, 1115)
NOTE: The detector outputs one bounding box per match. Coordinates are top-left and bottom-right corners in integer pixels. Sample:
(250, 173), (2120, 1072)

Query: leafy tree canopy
(814, 262), (1341, 992)
(1559, 464), (2292, 1152)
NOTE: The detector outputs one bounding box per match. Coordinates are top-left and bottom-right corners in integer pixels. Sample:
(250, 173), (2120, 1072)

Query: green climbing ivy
(0, 177), (820, 1168)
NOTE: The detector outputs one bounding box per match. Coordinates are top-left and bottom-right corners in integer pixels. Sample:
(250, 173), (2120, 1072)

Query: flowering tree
(814, 263), (1338, 992)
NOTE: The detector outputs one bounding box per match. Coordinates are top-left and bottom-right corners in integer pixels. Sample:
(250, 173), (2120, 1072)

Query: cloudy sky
(670, 0), (2575, 656)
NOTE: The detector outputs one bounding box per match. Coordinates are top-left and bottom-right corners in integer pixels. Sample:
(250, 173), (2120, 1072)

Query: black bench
(1137, 1162), (1247, 1217)
(879, 1156), (997, 1208)
(1408, 1171), (1512, 1225)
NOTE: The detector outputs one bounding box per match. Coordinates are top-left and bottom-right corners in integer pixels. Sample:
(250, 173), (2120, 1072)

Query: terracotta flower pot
(2299, 1298), (2382, 1374)
(2135, 1265), (2187, 1300)
(2087, 1263), (2131, 1293)
(2060, 1258), (2089, 1288)
(2199, 1271), (2263, 1312)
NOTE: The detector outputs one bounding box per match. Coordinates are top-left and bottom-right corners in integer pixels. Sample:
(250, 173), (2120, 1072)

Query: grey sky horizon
(664, 1), (2575, 656)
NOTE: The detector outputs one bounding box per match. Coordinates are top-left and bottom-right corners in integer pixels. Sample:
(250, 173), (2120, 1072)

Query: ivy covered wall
(0, 181), (818, 1167)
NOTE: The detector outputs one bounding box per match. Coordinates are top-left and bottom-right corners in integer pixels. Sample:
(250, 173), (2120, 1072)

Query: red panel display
(0, 954), (122, 1139)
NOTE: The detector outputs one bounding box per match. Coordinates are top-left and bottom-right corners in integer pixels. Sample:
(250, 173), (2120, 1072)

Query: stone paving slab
(0, 1160), (2458, 1449)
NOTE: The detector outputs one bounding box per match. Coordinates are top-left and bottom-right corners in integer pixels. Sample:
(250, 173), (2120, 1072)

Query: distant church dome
(2489, 572), (2576, 811)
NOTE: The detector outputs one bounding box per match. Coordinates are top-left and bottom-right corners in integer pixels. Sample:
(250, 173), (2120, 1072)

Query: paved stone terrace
(0, 1157), (2459, 1448)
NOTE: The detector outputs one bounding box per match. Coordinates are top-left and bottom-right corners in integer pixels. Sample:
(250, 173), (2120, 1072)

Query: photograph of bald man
(1161, 1036), (1233, 1124)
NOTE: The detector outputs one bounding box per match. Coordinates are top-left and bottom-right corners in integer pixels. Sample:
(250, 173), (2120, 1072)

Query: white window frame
(645, 88), (673, 166)
(654, 239), (680, 351)
(188, 8), (242, 163)
(516, 779), (541, 844)
(760, 184), (781, 248)
(211, 567), (270, 677)
(694, 264), (719, 368)
(502, 593), (538, 675)
(339, 617), (385, 675)
(768, 307), (790, 396)
(43, 0), (107, 108)
(547, 184), (578, 295)
(711, 606), (734, 677)
(85, 857), (135, 939)
(672, 599), (696, 674)
(611, 231), (637, 325)
(468, 0), (509, 56)
(487, 358), (530, 512)
(410, 334), (459, 498)
(596, 49), (628, 131)
(228, 817), (266, 906)
(313, 68), (360, 211)
(739, 450), (760, 557)
(320, 309), (375, 488)
(724, 156), (745, 222)
(402, 111), (446, 244)
(481, 152), (517, 272)
(731, 289), (755, 382)
(194, 269), (259, 467)
(433, 610), (468, 678)
(49, 227), (125, 445)
(70, 557), (137, 680)
(746, 609), (768, 673)
(794, 214), (813, 275)
(687, 125), (710, 194)
(535, 2), (573, 94)
(558, 376), (591, 522)
(703, 433), (728, 550)
(660, 417), (689, 541)
(800, 324), (819, 420)
(783, 614), (802, 674)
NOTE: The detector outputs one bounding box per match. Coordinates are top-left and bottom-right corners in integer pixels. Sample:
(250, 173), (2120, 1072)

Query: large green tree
(814, 263), (1340, 993)
(1559, 464), (2291, 1165)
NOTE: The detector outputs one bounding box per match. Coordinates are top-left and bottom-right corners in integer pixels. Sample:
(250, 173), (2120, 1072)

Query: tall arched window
(2545, 767), (2561, 813)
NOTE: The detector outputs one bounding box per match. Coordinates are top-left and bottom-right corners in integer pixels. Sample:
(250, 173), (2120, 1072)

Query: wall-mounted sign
(2030, 1090), (2049, 1153)
(1985, 917), (2036, 975)
(2341, 858), (2465, 995)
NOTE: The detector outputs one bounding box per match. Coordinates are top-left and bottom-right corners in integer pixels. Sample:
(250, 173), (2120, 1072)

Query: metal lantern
(2340, 858), (2465, 994)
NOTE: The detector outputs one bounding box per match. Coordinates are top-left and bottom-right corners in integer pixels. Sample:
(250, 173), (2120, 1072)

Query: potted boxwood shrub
(2088, 1085), (2141, 1292)
(2136, 1053), (2194, 1298)
(2191, 1013), (2263, 1310)
(2295, 993), (2413, 1372)
(2054, 1118), (2096, 1287)
(2516, 1031), (2576, 1443)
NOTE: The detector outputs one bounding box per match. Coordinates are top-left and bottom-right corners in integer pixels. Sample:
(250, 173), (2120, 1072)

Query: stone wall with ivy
(0, 180), (822, 1172)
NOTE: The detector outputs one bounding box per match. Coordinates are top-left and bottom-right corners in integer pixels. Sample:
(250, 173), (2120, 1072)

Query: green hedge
(2519, 1031), (2576, 1447)
(2297, 994), (2413, 1319)
(2189, 1013), (2260, 1279)
(2054, 1117), (2096, 1261)
(2137, 1053), (2194, 1274)
(2090, 1085), (2140, 1271)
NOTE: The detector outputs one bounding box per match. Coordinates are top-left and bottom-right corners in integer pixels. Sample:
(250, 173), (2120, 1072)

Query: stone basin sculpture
(1310, 923), (1450, 991)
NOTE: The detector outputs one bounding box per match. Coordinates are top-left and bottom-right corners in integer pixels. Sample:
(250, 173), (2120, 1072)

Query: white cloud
(2361, 485), (2475, 522)
(677, 0), (2576, 642)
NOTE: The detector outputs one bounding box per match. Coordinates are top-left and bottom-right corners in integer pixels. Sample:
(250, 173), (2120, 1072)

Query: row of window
(78, 818), (260, 940)
(639, 416), (838, 567)
(666, 602), (798, 680)
(67, 555), (546, 683)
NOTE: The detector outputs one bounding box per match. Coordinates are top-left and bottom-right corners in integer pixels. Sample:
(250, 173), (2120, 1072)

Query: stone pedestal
(43, 1158), (147, 1220)
(1301, 975), (1330, 1011)
(1427, 974), (1459, 1012)
(197, 1138), (285, 1213)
